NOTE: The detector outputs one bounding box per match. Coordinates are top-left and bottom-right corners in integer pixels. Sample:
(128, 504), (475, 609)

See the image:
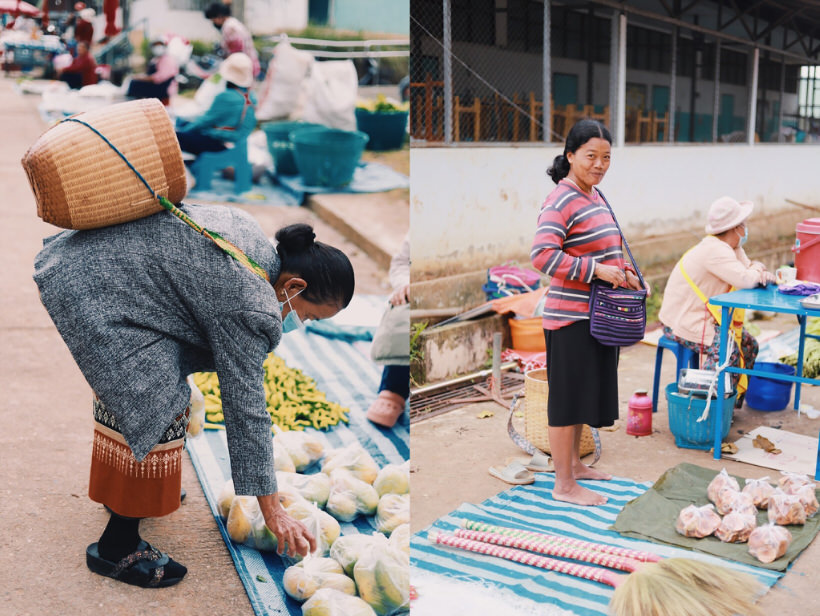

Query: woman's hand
(625, 270), (650, 295)
(594, 263), (627, 288)
(759, 269), (776, 286)
(257, 494), (317, 558)
(389, 284), (409, 306)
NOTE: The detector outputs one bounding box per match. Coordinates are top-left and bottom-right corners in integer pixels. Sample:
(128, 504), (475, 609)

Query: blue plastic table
(709, 286), (820, 478)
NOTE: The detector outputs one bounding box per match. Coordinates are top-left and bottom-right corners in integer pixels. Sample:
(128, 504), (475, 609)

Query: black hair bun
(546, 154), (570, 184)
(275, 223), (316, 253)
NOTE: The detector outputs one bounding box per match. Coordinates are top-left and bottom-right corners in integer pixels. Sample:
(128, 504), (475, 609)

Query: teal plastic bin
(355, 108), (409, 151)
(261, 121), (323, 176)
(290, 127), (369, 187)
(665, 383), (736, 450)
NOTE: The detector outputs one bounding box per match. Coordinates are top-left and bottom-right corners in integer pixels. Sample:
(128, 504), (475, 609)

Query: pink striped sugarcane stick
(462, 519), (662, 563)
(429, 532), (626, 588)
(454, 529), (644, 573)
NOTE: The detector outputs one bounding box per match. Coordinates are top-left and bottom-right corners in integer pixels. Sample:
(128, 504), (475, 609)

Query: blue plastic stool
(652, 335), (699, 413)
(192, 138), (252, 194)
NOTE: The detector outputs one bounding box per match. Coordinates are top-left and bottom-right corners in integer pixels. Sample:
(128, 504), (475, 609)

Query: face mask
(151, 45), (165, 56)
(281, 288), (305, 333)
(737, 226), (748, 247)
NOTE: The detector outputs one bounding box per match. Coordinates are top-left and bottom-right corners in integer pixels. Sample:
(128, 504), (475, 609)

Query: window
(452, 0), (494, 45)
(551, 6), (610, 62)
(627, 25), (671, 73)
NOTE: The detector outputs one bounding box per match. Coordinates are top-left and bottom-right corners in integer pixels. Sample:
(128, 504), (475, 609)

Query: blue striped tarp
(186, 296), (408, 616)
(411, 474), (783, 616)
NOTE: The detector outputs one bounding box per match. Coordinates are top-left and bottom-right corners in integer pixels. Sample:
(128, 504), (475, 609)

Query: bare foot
(573, 464), (612, 481)
(552, 482), (608, 506)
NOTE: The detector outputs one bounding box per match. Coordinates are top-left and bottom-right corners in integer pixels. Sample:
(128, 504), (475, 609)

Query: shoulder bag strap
(595, 190), (646, 289)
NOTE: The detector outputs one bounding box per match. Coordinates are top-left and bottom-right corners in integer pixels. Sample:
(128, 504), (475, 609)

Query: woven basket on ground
(22, 98), (187, 230)
(524, 368), (597, 457)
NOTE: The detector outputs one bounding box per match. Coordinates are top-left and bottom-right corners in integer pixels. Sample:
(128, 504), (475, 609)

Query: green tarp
(612, 462), (820, 571)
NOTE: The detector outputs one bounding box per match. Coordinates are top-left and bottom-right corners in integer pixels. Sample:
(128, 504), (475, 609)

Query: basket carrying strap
(62, 117), (269, 282)
(506, 391), (601, 465)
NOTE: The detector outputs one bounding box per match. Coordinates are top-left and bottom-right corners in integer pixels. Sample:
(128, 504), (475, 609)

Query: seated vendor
(125, 37), (180, 105)
(56, 41), (98, 90)
(658, 196), (775, 405)
(175, 52), (257, 156)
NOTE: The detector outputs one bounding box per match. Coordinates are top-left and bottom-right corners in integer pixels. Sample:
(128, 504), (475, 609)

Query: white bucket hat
(705, 196), (754, 235)
(79, 8), (95, 20)
(219, 53), (254, 88)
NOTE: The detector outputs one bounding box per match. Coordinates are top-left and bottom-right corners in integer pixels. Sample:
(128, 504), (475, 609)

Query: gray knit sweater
(33, 203), (281, 495)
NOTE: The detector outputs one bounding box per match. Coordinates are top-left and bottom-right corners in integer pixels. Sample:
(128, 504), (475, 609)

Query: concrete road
(0, 76), (396, 615)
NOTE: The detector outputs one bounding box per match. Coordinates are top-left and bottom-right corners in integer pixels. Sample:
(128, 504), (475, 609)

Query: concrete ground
(0, 75), (407, 615)
(411, 314), (820, 615)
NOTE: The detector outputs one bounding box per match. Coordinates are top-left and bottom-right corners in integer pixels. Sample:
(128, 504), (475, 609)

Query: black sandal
(86, 541), (186, 588)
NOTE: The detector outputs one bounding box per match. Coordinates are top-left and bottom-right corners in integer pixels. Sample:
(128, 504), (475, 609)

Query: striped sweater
(531, 180), (628, 330)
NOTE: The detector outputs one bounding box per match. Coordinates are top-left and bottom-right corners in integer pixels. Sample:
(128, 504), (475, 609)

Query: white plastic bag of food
(329, 532), (389, 577)
(226, 495), (279, 552)
(283, 557), (356, 602)
(286, 499), (341, 556)
(742, 476), (775, 509)
(708, 468), (740, 504)
(724, 490), (758, 517)
(675, 504), (721, 538)
(325, 469), (380, 522)
(715, 510), (757, 543)
(353, 542), (410, 616)
(277, 471), (332, 508)
(748, 523), (792, 563)
(186, 374), (206, 438)
(273, 425), (327, 472)
(714, 485), (743, 515)
(274, 445), (297, 474)
(321, 443), (380, 484)
(373, 461), (410, 497)
(778, 471), (814, 494)
(388, 524), (410, 557)
(768, 489), (808, 525)
(302, 587), (377, 616)
(217, 479), (236, 519)
(375, 493), (410, 536)
(794, 483), (819, 517)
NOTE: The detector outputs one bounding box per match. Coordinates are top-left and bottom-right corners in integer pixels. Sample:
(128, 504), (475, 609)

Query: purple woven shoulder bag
(588, 192), (647, 347)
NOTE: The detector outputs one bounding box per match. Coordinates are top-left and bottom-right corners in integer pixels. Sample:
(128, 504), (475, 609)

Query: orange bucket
(509, 317), (546, 352)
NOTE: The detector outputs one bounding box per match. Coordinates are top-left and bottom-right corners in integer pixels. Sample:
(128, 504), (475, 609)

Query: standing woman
(531, 119), (644, 506)
(34, 206), (354, 586)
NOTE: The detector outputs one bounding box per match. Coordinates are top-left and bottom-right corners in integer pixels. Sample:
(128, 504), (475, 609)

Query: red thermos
(627, 389), (653, 437)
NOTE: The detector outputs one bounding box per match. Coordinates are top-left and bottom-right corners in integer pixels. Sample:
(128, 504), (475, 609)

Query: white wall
(129, 0), (307, 41)
(410, 144), (820, 277)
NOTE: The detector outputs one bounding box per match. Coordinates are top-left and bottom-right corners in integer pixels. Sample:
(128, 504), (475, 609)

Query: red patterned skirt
(88, 396), (188, 518)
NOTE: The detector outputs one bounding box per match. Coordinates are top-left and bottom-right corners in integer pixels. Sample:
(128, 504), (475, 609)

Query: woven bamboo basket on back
(22, 98), (187, 230)
(524, 368), (596, 457)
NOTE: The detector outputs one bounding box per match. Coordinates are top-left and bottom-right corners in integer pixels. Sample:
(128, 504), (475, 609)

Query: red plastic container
(792, 217), (820, 283)
(627, 389), (653, 437)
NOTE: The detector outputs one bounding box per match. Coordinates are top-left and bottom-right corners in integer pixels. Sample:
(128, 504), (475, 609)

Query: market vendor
(56, 41), (98, 89)
(658, 196), (776, 404)
(125, 37), (181, 105)
(175, 52), (256, 155)
(33, 205), (355, 587)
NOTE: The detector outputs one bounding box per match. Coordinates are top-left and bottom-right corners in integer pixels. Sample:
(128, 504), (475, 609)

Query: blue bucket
(665, 383), (735, 450)
(745, 362), (795, 411)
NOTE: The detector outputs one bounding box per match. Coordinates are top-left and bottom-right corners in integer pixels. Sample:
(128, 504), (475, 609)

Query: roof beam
(589, 0), (820, 63)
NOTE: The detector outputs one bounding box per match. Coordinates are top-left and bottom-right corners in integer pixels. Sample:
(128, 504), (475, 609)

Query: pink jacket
(658, 235), (764, 346)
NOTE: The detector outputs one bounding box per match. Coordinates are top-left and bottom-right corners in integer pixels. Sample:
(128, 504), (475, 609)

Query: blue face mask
(737, 226), (748, 247)
(281, 288), (305, 333)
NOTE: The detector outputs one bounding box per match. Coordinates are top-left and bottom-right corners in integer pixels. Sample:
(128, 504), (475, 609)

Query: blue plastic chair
(652, 335), (699, 413)
(192, 137), (252, 194)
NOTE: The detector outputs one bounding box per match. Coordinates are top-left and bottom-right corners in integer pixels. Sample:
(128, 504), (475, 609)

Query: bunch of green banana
(191, 353), (350, 431)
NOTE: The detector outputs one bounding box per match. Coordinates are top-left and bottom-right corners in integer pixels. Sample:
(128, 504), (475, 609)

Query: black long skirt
(544, 320), (619, 428)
